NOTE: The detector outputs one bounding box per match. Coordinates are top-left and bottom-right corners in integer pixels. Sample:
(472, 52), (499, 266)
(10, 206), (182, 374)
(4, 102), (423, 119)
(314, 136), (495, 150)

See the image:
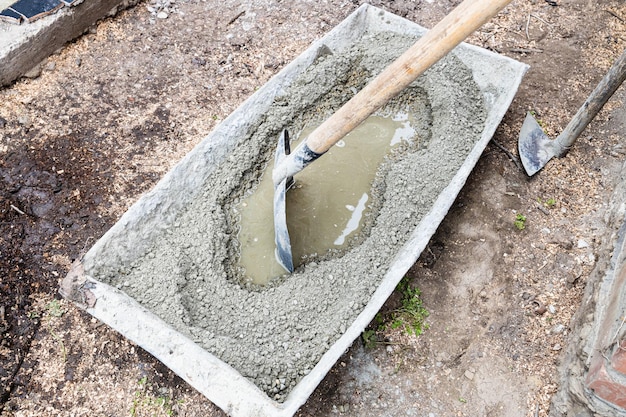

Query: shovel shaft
(273, 0), (512, 184)
(306, 0), (512, 155)
(555, 47), (626, 155)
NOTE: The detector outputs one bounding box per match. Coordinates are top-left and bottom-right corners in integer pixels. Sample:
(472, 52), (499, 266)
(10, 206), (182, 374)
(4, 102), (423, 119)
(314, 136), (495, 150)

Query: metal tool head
(518, 112), (557, 176)
(273, 129), (294, 273)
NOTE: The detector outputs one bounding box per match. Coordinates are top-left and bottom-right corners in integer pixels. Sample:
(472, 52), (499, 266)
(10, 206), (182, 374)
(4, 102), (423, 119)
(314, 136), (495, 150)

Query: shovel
(272, 0), (513, 273)
(519, 47), (626, 176)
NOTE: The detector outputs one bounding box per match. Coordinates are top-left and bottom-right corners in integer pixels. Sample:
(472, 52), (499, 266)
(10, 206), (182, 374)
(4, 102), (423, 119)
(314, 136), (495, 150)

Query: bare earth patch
(1, 0), (625, 416)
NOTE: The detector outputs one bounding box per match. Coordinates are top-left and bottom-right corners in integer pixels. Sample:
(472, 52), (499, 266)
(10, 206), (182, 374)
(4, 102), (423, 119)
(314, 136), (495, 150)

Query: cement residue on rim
(86, 31), (487, 401)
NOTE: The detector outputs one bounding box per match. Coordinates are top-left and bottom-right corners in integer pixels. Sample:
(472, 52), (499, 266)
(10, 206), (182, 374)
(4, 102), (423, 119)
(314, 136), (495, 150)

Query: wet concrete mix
(85, 31), (487, 401)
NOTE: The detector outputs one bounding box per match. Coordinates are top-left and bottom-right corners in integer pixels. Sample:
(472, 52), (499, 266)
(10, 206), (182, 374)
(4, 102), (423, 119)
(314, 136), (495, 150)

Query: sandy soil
(1, 0), (625, 416)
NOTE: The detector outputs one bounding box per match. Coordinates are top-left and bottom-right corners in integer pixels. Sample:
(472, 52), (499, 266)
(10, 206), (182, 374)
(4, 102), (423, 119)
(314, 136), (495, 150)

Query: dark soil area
(0, 138), (112, 402)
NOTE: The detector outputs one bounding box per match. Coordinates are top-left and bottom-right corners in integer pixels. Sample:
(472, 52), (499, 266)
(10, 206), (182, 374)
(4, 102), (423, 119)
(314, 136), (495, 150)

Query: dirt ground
(1, 0), (625, 416)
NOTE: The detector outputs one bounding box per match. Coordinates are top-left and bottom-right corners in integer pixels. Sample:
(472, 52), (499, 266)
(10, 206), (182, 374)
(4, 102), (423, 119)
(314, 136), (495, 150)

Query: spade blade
(273, 129), (294, 273)
(518, 112), (557, 176)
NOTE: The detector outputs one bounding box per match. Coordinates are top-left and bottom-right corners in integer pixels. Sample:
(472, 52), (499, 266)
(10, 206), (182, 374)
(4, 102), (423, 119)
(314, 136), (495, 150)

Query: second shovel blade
(518, 112), (557, 176)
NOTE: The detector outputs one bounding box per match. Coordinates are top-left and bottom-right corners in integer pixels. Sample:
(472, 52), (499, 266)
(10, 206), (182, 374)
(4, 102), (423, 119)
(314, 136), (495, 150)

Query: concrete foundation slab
(0, 0), (138, 86)
(60, 5), (528, 417)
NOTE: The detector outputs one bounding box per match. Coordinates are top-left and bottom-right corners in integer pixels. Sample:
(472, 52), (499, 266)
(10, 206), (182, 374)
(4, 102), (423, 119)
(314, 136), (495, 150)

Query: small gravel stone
(551, 324), (565, 334)
(17, 113), (31, 127)
(23, 65), (42, 79)
(192, 57), (207, 66)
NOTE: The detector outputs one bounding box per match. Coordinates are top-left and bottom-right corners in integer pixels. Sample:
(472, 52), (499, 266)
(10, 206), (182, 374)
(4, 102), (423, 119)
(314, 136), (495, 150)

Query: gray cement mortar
(85, 31), (486, 401)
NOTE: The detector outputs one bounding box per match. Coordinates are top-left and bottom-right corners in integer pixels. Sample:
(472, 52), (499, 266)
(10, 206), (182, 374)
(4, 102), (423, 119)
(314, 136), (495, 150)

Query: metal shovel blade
(273, 130), (294, 273)
(518, 112), (557, 176)
(519, 49), (626, 177)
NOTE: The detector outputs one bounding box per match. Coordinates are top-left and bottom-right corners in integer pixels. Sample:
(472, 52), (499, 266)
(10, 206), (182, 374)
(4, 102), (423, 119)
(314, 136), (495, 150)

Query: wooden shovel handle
(305, 0), (513, 154)
(554, 47), (626, 155)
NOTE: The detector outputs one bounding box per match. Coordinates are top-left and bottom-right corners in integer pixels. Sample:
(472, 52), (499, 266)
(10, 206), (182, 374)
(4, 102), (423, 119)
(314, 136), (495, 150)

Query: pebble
(191, 57), (207, 66)
(464, 369), (475, 380)
(23, 64), (42, 79)
(157, 11), (168, 18)
(551, 324), (565, 334)
(552, 343), (562, 351)
(17, 113), (31, 127)
(547, 305), (556, 314)
(577, 239), (589, 248)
